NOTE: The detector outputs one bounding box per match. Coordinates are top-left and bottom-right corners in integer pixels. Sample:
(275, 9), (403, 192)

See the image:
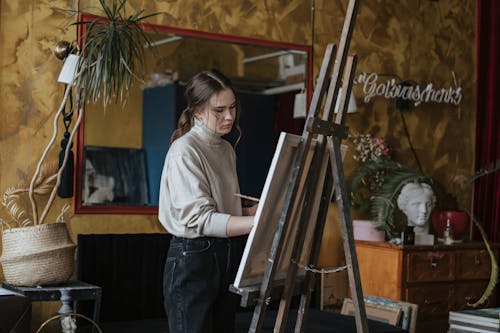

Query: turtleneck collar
(191, 118), (223, 145)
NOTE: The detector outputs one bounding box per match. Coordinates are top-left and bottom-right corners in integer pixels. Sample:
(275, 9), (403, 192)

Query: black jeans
(163, 236), (240, 333)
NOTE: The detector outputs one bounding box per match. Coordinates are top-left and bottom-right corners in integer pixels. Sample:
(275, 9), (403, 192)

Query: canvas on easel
(233, 133), (350, 289)
(233, 132), (320, 288)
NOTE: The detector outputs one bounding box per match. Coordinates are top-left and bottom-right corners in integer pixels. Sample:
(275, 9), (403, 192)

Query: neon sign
(355, 72), (462, 106)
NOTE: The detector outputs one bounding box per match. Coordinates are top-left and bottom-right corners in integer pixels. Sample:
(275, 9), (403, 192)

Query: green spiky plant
(348, 158), (500, 307)
(73, 0), (157, 106)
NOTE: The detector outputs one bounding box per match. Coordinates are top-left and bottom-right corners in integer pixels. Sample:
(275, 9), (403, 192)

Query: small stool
(2, 280), (102, 331)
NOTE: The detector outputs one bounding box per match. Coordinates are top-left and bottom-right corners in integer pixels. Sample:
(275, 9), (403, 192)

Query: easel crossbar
(306, 118), (349, 139)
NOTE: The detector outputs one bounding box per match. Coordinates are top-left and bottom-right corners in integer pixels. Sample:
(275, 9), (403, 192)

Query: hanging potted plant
(0, 0), (157, 286)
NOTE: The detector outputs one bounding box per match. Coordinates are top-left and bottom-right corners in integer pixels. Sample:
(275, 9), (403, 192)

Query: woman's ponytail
(170, 108), (193, 143)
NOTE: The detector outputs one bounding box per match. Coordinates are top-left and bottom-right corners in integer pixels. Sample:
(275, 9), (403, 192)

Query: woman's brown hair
(170, 69), (241, 143)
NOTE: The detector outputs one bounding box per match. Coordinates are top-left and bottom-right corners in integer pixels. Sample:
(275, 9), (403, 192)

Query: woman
(158, 70), (257, 333)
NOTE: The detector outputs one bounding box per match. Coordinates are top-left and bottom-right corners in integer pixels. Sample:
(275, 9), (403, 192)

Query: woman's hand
(226, 204), (259, 237)
(243, 204), (259, 216)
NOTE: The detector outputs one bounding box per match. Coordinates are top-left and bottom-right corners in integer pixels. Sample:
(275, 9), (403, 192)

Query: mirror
(74, 13), (312, 214)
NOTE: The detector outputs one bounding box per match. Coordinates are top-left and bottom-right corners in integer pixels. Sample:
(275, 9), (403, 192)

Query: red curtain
(474, 0), (500, 242)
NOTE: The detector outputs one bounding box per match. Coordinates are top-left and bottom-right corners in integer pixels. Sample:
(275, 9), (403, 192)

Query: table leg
(59, 290), (76, 333)
(92, 292), (102, 333)
(58, 290), (73, 315)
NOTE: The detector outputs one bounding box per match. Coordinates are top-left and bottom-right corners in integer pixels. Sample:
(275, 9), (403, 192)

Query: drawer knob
(474, 256), (481, 265)
(424, 299), (442, 305)
(429, 258), (438, 268)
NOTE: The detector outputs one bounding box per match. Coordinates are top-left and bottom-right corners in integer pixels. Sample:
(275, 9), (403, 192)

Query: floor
(78, 309), (408, 333)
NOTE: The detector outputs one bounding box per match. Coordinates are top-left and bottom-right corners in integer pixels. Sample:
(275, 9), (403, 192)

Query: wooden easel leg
(294, 160), (335, 333)
(327, 136), (369, 333)
(274, 142), (329, 333)
(248, 44), (336, 333)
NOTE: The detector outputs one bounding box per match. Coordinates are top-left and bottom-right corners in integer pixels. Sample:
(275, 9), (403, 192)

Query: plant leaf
(466, 212), (499, 307)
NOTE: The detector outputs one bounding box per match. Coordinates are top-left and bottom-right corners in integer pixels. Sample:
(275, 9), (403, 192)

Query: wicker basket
(0, 223), (76, 286)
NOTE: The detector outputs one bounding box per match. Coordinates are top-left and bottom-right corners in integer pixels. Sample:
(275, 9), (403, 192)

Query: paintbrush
(233, 193), (260, 203)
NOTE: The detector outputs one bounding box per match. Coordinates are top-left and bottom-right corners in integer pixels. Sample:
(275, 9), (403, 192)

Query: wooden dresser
(355, 241), (498, 333)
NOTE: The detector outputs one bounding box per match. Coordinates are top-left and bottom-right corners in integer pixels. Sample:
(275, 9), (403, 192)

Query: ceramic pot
(352, 220), (385, 242)
(431, 210), (469, 239)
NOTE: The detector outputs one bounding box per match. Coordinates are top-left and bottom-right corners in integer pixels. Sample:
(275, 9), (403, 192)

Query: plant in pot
(349, 157), (500, 307)
(349, 158), (433, 238)
(431, 174), (473, 241)
(0, 0), (156, 286)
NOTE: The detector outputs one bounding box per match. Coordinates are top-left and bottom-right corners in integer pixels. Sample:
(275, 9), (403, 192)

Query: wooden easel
(231, 1), (368, 332)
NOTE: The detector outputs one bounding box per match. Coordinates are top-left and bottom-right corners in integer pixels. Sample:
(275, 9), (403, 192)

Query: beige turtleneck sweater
(158, 120), (242, 238)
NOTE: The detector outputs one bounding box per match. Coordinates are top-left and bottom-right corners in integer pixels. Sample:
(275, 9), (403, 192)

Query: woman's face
(198, 88), (236, 135)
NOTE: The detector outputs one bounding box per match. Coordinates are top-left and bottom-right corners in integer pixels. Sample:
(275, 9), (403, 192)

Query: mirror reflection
(75, 15), (311, 214)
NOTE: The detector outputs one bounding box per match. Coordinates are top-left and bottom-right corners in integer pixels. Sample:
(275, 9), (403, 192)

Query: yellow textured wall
(0, 0), (476, 328)
(84, 80), (143, 148)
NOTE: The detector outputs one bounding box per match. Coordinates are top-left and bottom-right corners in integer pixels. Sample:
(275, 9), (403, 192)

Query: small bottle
(443, 219), (454, 245)
(402, 226), (415, 245)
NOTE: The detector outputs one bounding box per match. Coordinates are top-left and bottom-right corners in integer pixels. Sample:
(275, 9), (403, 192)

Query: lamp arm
(28, 83), (73, 225)
(38, 102), (83, 225)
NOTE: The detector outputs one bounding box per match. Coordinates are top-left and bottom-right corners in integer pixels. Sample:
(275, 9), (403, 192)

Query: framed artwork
(233, 132), (324, 288)
(320, 270), (349, 312)
(82, 146), (149, 206)
(341, 298), (403, 327)
(363, 295), (419, 333)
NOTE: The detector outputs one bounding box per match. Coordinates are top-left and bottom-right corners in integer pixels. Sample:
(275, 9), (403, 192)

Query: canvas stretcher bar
(231, 132), (319, 290)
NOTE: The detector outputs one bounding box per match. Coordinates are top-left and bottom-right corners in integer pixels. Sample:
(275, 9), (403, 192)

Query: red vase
(431, 210), (470, 239)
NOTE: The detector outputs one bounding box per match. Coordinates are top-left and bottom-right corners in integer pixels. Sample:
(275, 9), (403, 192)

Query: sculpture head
(397, 182), (436, 234)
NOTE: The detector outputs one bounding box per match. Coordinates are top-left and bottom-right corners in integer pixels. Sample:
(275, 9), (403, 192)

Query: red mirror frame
(74, 12), (312, 215)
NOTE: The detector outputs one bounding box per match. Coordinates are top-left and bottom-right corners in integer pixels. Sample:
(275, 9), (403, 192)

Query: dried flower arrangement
(1, 164), (71, 230)
(349, 132), (393, 211)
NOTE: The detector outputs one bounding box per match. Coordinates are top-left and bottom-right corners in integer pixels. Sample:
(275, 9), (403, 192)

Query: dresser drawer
(406, 251), (454, 282)
(455, 249), (492, 280)
(406, 285), (452, 317)
(453, 281), (497, 310)
(415, 317), (448, 333)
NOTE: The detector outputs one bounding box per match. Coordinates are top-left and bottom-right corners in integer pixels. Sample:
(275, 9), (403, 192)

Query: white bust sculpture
(397, 182), (436, 234)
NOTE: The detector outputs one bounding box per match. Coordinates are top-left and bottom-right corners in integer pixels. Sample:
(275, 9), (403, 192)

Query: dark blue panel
(142, 85), (177, 206)
(233, 92), (278, 198)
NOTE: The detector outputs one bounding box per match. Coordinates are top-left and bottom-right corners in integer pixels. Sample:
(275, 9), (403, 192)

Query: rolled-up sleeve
(162, 152), (230, 237)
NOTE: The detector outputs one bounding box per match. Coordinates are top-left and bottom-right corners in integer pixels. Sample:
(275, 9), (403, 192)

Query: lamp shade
(57, 54), (79, 84)
(293, 91), (307, 119)
(334, 87), (357, 114)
